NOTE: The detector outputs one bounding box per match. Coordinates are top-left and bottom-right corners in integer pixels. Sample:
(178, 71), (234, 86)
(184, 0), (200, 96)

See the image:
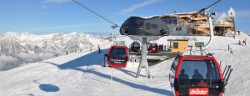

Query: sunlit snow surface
(0, 33), (249, 96)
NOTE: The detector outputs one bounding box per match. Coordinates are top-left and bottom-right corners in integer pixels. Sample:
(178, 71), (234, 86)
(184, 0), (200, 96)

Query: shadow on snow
(48, 49), (174, 96)
(39, 84), (60, 92)
(33, 80), (60, 93)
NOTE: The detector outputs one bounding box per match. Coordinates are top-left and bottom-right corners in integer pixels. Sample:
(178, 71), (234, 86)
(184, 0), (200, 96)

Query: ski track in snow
(0, 33), (249, 96)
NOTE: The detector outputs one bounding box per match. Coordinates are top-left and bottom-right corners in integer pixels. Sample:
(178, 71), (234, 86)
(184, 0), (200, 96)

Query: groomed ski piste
(0, 33), (249, 96)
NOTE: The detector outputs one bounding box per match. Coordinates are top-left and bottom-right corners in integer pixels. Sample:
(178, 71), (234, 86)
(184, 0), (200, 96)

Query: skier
(158, 45), (161, 51)
(230, 48), (233, 54)
(239, 40), (241, 45)
(98, 45), (101, 53)
(245, 39), (247, 45)
(160, 45), (163, 51)
(228, 44), (230, 51)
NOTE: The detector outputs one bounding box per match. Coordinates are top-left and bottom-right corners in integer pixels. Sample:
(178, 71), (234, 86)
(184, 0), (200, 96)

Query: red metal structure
(170, 54), (225, 96)
(107, 45), (129, 68)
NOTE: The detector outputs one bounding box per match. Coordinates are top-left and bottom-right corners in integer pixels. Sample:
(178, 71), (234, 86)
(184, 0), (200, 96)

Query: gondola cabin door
(171, 55), (224, 96)
(107, 46), (129, 68)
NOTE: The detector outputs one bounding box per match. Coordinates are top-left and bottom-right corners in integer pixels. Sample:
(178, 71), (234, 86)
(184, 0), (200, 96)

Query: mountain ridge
(0, 32), (108, 71)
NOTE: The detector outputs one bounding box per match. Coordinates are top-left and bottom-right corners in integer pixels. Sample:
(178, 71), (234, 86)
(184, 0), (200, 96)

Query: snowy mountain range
(0, 32), (108, 71)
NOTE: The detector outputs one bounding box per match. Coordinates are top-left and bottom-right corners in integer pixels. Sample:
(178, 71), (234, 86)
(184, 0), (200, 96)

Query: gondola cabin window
(133, 43), (140, 48)
(171, 57), (179, 72)
(110, 48), (126, 57)
(177, 60), (221, 95)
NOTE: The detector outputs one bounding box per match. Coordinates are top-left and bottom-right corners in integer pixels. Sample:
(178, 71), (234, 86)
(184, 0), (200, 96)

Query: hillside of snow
(0, 32), (108, 71)
(0, 32), (249, 96)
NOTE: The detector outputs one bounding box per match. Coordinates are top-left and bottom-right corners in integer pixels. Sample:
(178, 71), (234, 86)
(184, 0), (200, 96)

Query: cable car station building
(160, 7), (235, 36)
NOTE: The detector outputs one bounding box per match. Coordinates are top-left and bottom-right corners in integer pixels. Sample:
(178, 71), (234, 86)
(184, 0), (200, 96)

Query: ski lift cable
(72, 0), (119, 29)
(198, 0), (222, 13)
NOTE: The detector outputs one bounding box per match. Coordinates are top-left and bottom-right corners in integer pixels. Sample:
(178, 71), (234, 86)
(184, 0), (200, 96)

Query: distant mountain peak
(0, 32), (107, 57)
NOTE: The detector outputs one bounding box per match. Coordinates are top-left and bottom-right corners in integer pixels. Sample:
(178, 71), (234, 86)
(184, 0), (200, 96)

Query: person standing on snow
(230, 48), (233, 54)
(245, 39), (247, 45)
(228, 44), (230, 51)
(98, 45), (101, 53)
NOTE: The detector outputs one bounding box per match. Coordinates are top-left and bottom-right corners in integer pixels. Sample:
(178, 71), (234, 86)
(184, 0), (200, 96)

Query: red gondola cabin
(148, 43), (158, 53)
(169, 54), (225, 96)
(130, 41), (141, 52)
(107, 45), (129, 68)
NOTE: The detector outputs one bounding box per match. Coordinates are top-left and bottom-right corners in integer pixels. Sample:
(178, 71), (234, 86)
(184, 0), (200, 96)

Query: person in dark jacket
(179, 69), (189, 79)
(230, 48), (233, 54)
(192, 69), (204, 79)
(245, 39), (247, 45)
(192, 69), (205, 85)
(179, 69), (189, 85)
(98, 45), (101, 53)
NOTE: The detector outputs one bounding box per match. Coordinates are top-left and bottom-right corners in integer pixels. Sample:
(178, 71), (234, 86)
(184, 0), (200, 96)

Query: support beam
(136, 37), (150, 78)
(129, 36), (161, 78)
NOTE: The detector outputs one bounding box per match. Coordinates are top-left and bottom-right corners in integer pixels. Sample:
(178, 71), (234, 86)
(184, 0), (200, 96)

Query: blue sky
(1, 0), (250, 35)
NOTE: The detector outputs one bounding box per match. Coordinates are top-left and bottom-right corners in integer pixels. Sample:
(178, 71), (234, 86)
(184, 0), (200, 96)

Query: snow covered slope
(209, 33), (250, 96)
(0, 33), (249, 96)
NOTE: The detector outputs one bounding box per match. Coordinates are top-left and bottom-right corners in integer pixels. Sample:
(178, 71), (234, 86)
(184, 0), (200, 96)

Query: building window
(176, 27), (182, 31)
(163, 17), (175, 24)
(151, 24), (158, 29)
(139, 22), (143, 29)
(173, 42), (178, 49)
(173, 18), (178, 24)
(163, 19), (168, 24)
(168, 18), (173, 24)
(146, 22), (151, 30)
